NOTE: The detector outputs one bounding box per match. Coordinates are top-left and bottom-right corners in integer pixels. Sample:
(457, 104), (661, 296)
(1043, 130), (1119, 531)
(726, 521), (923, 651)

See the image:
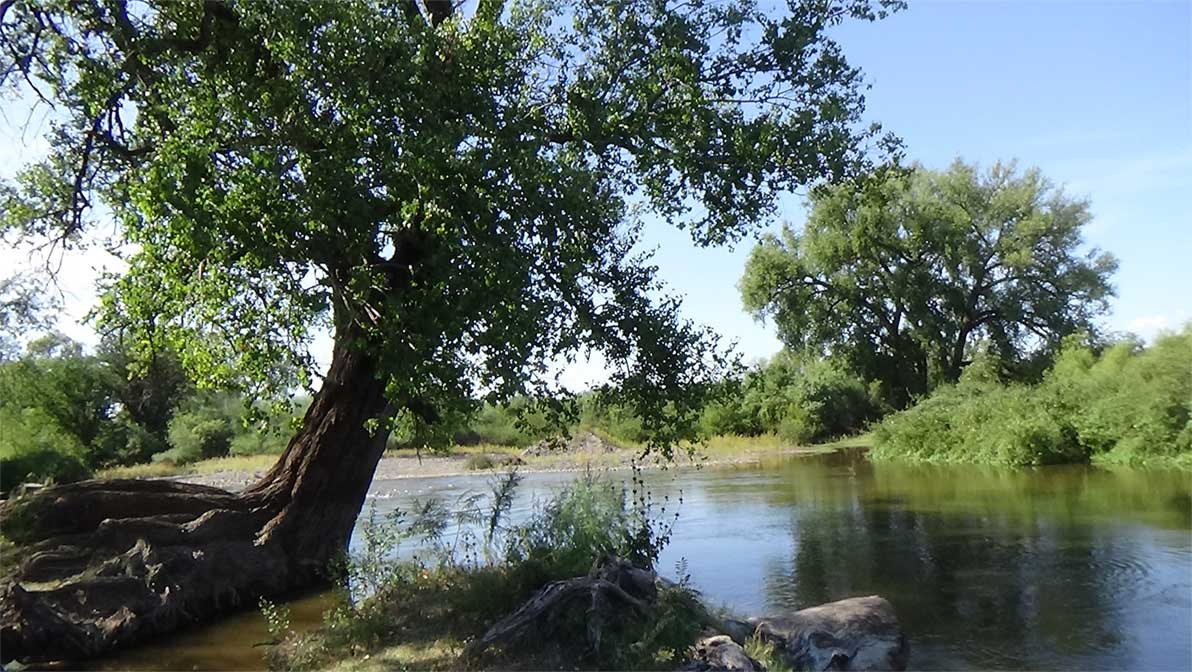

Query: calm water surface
(94, 451), (1192, 671)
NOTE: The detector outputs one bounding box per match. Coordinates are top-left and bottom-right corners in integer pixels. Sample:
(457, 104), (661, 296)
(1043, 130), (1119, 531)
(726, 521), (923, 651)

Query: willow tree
(0, 0), (899, 659)
(741, 160), (1117, 406)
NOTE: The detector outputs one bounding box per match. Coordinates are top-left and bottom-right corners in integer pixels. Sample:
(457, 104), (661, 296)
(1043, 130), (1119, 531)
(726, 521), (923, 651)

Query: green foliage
(259, 598), (293, 645)
(509, 471), (677, 573)
(872, 327), (1192, 466)
(699, 351), (880, 444)
(157, 393), (299, 463)
(0, 335), (122, 459)
(745, 633), (794, 672)
(2, 0), (901, 454)
(163, 403), (236, 464)
(742, 160), (1118, 407)
(578, 395), (652, 445)
(0, 406), (92, 493)
(613, 561), (706, 670)
(0, 331), (196, 477)
(466, 400), (553, 446)
(229, 430), (290, 457)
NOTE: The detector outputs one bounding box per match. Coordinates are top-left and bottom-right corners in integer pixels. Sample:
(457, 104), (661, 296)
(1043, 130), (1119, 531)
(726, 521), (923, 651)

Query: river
(89, 450), (1192, 670)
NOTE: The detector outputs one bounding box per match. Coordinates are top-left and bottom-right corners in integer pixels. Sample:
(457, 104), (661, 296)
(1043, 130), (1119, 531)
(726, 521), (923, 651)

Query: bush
(711, 351), (880, 444)
(509, 473), (675, 574)
(470, 400), (554, 446)
(163, 406), (235, 464)
(872, 327), (1192, 466)
(230, 430), (290, 457)
(0, 406), (92, 493)
(465, 453), (496, 470)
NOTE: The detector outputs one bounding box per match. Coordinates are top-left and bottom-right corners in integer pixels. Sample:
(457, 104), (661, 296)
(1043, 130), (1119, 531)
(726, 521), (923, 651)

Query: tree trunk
(0, 329), (393, 663)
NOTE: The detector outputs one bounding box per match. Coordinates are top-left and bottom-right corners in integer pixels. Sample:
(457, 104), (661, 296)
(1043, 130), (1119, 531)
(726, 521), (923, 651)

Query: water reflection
(91, 453), (1191, 671)
(659, 454), (1192, 671)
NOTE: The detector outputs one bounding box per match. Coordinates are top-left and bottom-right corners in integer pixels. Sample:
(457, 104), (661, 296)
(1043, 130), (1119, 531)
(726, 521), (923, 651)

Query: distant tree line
(5, 161), (1184, 487)
(0, 332), (299, 492)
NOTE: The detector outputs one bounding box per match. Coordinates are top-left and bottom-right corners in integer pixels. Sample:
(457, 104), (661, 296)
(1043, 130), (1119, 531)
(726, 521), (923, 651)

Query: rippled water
(93, 451), (1192, 670)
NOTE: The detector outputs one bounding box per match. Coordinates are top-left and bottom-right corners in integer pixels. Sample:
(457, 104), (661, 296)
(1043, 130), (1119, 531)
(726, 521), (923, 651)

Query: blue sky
(638, 0), (1192, 372)
(2, 0), (1189, 384)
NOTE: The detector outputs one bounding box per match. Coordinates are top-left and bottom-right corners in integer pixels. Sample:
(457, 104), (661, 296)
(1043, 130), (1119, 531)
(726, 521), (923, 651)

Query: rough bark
(0, 332), (392, 663)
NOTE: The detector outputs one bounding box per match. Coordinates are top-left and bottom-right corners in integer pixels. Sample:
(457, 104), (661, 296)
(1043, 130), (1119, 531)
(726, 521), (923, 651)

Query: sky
(2, 0), (1190, 386)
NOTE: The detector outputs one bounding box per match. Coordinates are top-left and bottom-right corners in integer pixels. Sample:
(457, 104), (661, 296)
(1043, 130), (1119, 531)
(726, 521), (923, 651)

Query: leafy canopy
(1, 0), (900, 447)
(741, 160), (1117, 406)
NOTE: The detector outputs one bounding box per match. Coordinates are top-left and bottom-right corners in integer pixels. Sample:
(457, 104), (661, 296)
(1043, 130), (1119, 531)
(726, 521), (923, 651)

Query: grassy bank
(95, 454), (282, 480)
(870, 329), (1192, 468)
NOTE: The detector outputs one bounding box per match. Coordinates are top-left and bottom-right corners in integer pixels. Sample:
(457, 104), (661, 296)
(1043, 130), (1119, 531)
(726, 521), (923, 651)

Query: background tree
(0, 274), (59, 360)
(97, 331), (193, 452)
(741, 160), (1117, 407)
(0, 0), (899, 659)
(0, 331), (193, 475)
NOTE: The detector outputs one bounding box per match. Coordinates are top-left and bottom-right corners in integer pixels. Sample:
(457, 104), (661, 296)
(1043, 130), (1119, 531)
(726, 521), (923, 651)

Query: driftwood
(466, 557), (657, 658)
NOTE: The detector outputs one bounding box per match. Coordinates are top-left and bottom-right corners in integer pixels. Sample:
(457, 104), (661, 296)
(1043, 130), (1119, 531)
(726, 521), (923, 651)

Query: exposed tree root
(466, 557), (658, 659)
(0, 479), (291, 662)
(2, 332), (395, 664)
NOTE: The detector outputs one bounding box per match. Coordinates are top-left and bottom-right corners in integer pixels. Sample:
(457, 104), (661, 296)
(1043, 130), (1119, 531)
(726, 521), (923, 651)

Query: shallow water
(90, 451), (1192, 670)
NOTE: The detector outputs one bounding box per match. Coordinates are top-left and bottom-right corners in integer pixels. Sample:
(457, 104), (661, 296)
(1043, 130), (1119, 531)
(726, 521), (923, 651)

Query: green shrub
(873, 327), (1192, 466)
(726, 351), (880, 444)
(465, 453), (496, 470)
(698, 396), (758, 437)
(163, 407), (235, 463)
(469, 402), (547, 446)
(508, 473), (675, 574)
(0, 406), (92, 492)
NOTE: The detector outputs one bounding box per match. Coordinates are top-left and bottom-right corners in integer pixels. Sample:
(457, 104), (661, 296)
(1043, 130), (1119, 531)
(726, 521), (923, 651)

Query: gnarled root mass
(0, 479), (300, 663)
(466, 557), (659, 659)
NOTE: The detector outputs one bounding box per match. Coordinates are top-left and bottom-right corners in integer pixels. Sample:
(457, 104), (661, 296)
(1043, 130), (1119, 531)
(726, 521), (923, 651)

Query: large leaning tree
(0, 0), (900, 660)
(741, 160), (1117, 407)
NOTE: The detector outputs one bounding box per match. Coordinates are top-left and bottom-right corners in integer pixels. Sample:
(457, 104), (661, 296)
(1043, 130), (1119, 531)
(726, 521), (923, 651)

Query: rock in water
(683, 635), (763, 672)
(753, 595), (908, 671)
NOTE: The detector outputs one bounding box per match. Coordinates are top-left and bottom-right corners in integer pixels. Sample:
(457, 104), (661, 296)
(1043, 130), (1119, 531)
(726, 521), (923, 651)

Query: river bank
(99, 433), (868, 492)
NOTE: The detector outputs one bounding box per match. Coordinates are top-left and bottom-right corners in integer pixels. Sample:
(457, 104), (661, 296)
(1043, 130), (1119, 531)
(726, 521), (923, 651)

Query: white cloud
(1117, 312), (1190, 342)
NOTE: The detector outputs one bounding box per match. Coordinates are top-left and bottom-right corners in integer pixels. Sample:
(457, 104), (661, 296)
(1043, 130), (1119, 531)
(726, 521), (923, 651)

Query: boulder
(753, 595), (908, 671)
(682, 635), (763, 672)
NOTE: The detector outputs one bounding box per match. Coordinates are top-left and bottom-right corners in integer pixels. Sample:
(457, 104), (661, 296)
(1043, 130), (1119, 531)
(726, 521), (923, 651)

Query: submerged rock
(753, 595), (908, 671)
